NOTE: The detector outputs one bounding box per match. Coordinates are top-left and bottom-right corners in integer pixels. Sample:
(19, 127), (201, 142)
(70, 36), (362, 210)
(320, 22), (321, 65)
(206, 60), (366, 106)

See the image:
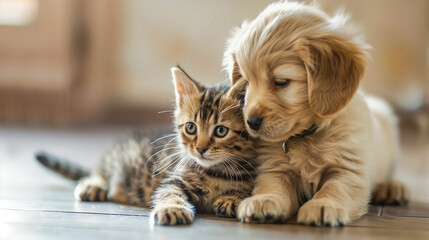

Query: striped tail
(35, 151), (91, 181)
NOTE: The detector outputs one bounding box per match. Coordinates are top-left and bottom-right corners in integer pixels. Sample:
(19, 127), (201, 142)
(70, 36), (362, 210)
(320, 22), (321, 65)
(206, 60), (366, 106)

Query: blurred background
(0, 0), (427, 127)
(0, 0), (428, 210)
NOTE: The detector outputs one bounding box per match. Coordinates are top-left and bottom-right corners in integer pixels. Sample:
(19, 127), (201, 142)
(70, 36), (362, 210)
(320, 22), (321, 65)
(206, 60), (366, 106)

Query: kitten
(36, 66), (259, 225)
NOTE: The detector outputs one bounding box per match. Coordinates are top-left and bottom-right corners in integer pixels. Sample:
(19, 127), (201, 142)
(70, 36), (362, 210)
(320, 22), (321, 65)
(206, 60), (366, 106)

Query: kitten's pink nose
(196, 147), (208, 155)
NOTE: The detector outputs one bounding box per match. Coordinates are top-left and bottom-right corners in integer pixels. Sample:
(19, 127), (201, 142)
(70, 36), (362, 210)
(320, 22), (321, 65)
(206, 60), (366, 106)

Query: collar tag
(282, 140), (290, 153)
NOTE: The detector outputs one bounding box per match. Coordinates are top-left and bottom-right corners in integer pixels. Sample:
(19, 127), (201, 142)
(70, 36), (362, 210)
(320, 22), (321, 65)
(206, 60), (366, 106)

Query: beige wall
(114, 0), (274, 109)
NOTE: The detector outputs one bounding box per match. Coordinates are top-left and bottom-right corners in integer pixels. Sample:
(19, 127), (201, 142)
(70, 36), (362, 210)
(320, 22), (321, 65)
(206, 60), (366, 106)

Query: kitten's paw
(107, 185), (129, 204)
(213, 196), (241, 218)
(372, 180), (410, 206)
(151, 205), (195, 226)
(74, 177), (108, 202)
(297, 199), (349, 227)
(237, 194), (290, 223)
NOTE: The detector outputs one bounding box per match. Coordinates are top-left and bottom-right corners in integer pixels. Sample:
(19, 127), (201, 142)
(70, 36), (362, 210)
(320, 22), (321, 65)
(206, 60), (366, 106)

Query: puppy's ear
(171, 66), (203, 106)
(303, 35), (369, 118)
(226, 78), (247, 102)
(229, 54), (243, 84)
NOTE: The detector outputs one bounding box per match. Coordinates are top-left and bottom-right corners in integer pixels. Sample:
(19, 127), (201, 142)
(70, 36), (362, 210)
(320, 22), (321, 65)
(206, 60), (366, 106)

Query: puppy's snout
(247, 116), (263, 131)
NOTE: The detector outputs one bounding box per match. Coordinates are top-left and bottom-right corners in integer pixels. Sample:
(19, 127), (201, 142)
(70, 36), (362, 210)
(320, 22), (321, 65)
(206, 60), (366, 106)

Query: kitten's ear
(171, 67), (202, 104)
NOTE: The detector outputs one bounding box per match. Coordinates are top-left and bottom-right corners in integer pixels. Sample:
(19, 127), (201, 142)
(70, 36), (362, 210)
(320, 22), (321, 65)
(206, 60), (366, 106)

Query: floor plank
(383, 202), (429, 218)
(2, 209), (429, 240)
(1, 126), (429, 239)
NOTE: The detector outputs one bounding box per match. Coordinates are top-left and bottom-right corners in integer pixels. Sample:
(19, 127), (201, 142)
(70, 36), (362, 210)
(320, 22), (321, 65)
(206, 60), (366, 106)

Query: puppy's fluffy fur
(224, 1), (409, 226)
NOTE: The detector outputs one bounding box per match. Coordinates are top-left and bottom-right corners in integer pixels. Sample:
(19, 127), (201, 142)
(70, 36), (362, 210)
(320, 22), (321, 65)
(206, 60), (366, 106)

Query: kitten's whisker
(219, 103), (240, 116)
(178, 155), (192, 174)
(219, 98), (237, 114)
(152, 153), (184, 176)
(225, 160), (239, 190)
(224, 158), (242, 189)
(223, 153), (256, 183)
(235, 158), (257, 174)
(220, 161), (231, 185)
(153, 137), (179, 149)
(154, 151), (183, 170)
(154, 145), (181, 150)
(162, 135), (180, 151)
(158, 109), (174, 114)
(228, 158), (254, 183)
(171, 157), (184, 174)
(247, 144), (263, 159)
(152, 151), (185, 173)
(147, 136), (181, 166)
(172, 158), (184, 174)
(151, 134), (177, 144)
(146, 144), (181, 166)
(223, 160), (236, 187)
(172, 153), (189, 174)
(223, 152), (257, 173)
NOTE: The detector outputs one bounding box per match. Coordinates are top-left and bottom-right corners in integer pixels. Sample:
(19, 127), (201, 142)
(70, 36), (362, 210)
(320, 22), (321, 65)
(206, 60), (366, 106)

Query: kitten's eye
(185, 122), (197, 135)
(214, 126), (229, 138)
(274, 79), (290, 88)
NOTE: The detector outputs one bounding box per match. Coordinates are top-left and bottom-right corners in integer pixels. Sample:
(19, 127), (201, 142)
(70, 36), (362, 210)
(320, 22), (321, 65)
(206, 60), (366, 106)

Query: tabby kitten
(36, 67), (259, 225)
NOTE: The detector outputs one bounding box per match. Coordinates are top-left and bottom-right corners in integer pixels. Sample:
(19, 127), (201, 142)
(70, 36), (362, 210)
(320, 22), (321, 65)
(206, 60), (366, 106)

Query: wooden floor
(1, 125), (428, 240)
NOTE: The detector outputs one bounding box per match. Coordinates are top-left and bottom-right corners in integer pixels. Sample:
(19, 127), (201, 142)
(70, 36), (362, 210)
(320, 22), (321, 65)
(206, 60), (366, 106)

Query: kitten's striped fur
(36, 67), (259, 225)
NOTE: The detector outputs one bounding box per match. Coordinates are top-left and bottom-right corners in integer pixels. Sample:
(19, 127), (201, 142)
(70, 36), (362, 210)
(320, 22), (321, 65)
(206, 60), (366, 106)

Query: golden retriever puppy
(223, 1), (409, 226)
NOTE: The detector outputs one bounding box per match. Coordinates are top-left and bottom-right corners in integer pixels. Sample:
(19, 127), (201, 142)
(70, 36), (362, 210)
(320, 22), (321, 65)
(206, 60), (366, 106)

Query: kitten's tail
(35, 151), (91, 181)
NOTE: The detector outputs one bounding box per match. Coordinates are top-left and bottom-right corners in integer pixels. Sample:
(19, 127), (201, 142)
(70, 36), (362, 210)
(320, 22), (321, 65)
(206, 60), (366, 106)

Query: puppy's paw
(237, 194), (290, 223)
(75, 177), (108, 202)
(372, 180), (410, 206)
(151, 205), (195, 226)
(213, 196), (241, 218)
(297, 199), (349, 227)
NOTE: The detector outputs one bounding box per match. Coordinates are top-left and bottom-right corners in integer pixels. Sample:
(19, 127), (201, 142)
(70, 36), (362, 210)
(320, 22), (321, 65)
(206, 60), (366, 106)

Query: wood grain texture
(0, 126), (428, 239)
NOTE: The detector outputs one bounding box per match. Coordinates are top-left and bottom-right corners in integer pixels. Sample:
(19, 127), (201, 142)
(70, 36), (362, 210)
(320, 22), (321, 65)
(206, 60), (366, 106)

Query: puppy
(223, 1), (409, 226)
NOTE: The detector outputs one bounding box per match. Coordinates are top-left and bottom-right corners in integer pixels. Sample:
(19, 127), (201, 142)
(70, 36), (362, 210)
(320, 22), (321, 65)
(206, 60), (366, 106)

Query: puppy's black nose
(247, 117), (263, 131)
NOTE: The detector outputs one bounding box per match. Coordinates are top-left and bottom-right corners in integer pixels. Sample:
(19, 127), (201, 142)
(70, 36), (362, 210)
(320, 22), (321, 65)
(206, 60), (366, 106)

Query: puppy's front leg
(238, 171), (299, 223)
(297, 167), (368, 227)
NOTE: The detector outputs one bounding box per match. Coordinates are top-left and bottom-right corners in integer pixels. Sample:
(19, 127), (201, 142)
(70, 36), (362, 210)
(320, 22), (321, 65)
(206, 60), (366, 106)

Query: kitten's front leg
(297, 167), (368, 227)
(238, 172), (299, 223)
(75, 174), (108, 202)
(212, 195), (242, 218)
(151, 183), (195, 225)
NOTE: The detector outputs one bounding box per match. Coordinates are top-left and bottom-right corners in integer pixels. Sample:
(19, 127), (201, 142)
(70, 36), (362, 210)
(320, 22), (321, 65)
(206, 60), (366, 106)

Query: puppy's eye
(214, 126), (229, 138)
(274, 79), (290, 88)
(185, 122), (197, 135)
